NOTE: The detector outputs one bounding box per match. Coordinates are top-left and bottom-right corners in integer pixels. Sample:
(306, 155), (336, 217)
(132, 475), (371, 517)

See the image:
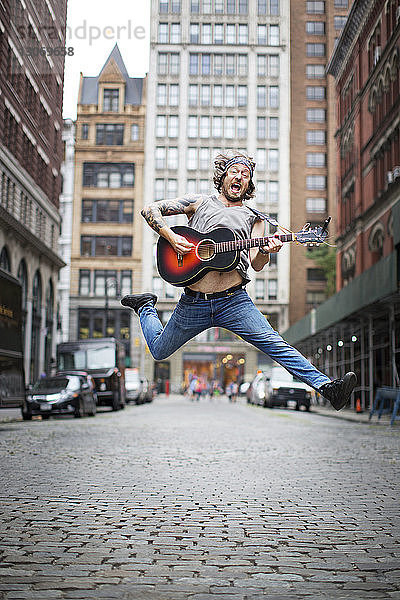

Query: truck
(57, 338), (126, 410)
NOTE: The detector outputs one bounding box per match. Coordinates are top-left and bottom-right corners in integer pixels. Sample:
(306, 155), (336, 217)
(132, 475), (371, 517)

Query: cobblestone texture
(0, 395), (399, 599)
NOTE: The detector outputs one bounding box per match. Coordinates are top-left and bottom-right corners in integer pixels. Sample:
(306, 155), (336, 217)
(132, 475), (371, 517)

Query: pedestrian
(121, 151), (356, 410)
(231, 381), (239, 403)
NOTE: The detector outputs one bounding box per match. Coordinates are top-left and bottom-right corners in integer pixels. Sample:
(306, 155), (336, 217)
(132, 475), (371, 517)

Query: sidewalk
(311, 403), (396, 425)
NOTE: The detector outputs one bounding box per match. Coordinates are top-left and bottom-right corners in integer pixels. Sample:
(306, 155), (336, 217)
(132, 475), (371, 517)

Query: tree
(309, 245), (336, 297)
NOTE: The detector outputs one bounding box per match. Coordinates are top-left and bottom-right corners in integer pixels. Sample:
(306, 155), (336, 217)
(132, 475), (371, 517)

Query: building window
(269, 86), (279, 108)
(238, 24), (248, 44)
(169, 84), (179, 105)
(121, 271), (132, 296)
(200, 116), (210, 138)
(306, 21), (325, 35)
(201, 53), (211, 75)
(103, 89), (119, 111)
(306, 64), (326, 78)
(237, 117), (247, 138)
(258, 24), (267, 45)
(201, 84), (211, 106)
(214, 23), (224, 43)
(0, 246), (11, 272)
(306, 152), (326, 167)
(155, 179), (164, 201)
(81, 236), (132, 257)
(82, 163), (134, 188)
(187, 148), (197, 170)
(189, 84), (198, 105)
(257, 180), (266, 203)
(269, 55), (280, 77)
(307, 268), (326, 281)
(212, 116), (223, 138)
(81, 124), (89, 139)
(158, 23), (169, 43)
(239, 0), (248, 13)
(166, 179), (177, 198)
(269, 25), (280, 46)
(306, 43), (326, 57)
(268, 181), (279, 203)
(257, 148), (266, 170)
(306, 86), (326, 100)
(159, 0), (169, 13)
(237, 85), (247, 107)
(168, 147), (179, 169)
(190, 23), (200, 43)
(334, 0), (347, 7)
(255, 279), (265, 300)
(191, 0), (199, 12)
(268, 149), (279, 171)
(257, 85), (266, 108)
(307, 108), (326, 122)
(268, 117), (279, 139)
(199, 147), (209, 170)
(157, 53), (168, 74)
(82, 199), (133, 223)
(189, 53), (199, 75)
(170, 53), (180, 74)
(168, 116), (179, 137)
(212, 54), (222, 75)
(188, 116), (198, 137)
(306, 130), (326, 144)
(79, 270), (90, 296)
(257, 117), (266, 139)
(225, 85), (235, 107)
(334, 16), (347, 30)
(157, 84), (167, 105)
(96, 124), (124, 145)
(170, 23), (181, 43)
(257, 55), (267, 76)
(238, 55), (247, 76)
(155, 146), (167, 169)
(130, 124), (139, 141)
(306, 175), (326, 190)
(156, 116), (167, 137)
(213, 84), (223, 106)
(268, 279), (277, 300)
(306, 197), (326, 212)
(306, 1), (325, 13)
(306, 290), (326, 305)
(201, 23), (212, 44)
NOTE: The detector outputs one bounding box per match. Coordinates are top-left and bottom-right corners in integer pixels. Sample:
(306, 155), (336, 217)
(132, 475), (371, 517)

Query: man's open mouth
(230, 183), (241, 193)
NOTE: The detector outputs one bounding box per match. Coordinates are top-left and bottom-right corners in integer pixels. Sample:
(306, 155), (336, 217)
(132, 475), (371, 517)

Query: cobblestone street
(1, 395), (399, 600)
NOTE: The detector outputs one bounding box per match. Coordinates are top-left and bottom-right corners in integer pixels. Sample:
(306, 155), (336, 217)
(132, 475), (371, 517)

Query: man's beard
(221, 179), (246, 202)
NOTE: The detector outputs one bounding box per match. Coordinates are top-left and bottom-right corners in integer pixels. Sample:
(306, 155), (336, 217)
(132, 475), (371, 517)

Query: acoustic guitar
(156, 218), (331, 287)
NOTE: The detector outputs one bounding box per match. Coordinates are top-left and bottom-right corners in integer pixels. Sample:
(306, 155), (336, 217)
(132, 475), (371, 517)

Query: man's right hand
(169, 233), (195, 255)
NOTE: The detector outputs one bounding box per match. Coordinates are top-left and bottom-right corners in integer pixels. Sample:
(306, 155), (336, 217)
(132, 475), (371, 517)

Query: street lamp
(105, 277), (120, 337)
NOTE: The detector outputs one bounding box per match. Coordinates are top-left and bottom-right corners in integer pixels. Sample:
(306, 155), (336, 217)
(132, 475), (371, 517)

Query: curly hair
(213, 152), (256, 201)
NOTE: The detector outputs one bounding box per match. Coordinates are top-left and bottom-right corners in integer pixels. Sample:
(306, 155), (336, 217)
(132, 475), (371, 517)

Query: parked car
(248, 366), (313, 411)
(125, 369), (153, 404)
(22, 373), (97, 420)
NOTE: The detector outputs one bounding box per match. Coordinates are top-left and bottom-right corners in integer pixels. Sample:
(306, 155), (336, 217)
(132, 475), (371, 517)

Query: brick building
(289, 0), (349, 324)
(0, 0), (67, 382)
(69, 45), (146, 366)
(284, 0), (400, 409)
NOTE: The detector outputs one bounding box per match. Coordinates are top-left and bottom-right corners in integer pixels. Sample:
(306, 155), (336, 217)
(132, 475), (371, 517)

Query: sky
(62, 0), (151, 119)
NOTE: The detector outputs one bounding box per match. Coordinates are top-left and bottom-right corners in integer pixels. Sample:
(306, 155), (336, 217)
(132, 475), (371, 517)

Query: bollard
(165, 379), (170, 396)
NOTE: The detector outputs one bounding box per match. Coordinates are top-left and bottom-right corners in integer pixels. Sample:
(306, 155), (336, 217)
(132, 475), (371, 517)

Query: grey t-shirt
(187, 194), (259, 284)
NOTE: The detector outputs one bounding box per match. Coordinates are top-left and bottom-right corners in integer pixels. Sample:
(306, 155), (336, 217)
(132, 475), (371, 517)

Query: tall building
(69, 45), (146, 366)
(289, 0), (349, 324)
(0, 0), (67, 382)
(144, 0), (290, 391)
(58, 119), (75, 343)
(284, 0), (400, 409)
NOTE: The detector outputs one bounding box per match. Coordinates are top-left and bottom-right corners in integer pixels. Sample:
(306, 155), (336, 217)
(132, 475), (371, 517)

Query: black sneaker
(120, 293), (157, 314)
(319, 372), (357, 411)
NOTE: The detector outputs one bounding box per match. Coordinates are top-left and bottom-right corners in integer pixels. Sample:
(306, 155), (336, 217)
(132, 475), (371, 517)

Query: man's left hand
(262, 235), (283, 254)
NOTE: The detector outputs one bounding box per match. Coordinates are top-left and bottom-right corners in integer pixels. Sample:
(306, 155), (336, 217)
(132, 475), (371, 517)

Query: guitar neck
(215, 233), (293, 253)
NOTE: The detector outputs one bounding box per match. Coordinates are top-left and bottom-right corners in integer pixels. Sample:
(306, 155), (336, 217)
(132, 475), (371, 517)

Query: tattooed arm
(141, 194), (203, 254)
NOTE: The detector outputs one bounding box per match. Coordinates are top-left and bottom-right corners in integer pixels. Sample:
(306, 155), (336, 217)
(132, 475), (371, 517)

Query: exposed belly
(188, 269), (244, 293)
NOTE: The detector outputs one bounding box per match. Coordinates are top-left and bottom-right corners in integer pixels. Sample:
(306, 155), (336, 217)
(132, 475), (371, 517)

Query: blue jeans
(139, 289), (330, 391)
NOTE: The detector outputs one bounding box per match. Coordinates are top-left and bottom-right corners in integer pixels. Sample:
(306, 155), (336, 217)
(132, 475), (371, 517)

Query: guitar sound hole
(197, 240), (215, 261)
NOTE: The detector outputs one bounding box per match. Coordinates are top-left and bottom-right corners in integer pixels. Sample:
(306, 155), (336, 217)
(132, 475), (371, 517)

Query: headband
(223, 157), (255, 178)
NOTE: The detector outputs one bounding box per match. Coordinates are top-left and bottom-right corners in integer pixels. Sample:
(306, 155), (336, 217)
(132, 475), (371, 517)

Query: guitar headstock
(295, 217), (331, 247)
